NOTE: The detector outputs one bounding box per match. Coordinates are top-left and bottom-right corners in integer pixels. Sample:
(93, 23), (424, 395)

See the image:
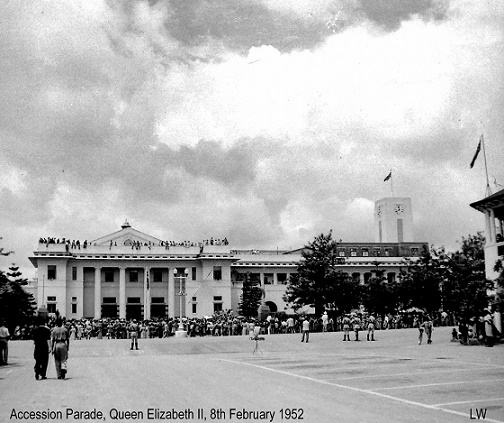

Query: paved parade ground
(1, 327), (503, 423)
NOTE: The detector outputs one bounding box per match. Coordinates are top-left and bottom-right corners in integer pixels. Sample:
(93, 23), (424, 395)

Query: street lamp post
(174, 268), (188, 338)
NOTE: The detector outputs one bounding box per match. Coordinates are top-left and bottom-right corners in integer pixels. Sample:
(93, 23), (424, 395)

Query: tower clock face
(394, 204), (404, 214)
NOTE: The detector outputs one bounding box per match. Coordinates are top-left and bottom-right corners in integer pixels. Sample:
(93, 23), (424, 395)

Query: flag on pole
(383, 171), (392, 182)
(470, 135), (482, 168)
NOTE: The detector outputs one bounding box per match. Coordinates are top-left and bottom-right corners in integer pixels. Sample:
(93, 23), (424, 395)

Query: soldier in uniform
(51, 317), (70, 379)
(342, 314), (351, 341)
(128, 319), (139, 350)
(367, 314), (376, 341)
(351, 314), (362, 341)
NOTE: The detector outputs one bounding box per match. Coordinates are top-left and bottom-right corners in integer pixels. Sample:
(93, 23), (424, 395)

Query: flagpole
(481, 135), (492, 196)
(390, 169), (394, 196)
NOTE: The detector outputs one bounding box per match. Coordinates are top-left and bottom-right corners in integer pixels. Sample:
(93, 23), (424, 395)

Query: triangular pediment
(91, 225), (162, 247)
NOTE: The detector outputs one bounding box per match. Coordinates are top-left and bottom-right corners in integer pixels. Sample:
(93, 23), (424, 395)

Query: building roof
(470, 188), (504, 219)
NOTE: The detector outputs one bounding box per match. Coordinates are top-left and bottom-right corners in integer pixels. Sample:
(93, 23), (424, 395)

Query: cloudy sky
(1, 0), (503, 278)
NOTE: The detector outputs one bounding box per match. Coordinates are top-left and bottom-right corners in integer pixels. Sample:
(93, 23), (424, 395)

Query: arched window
(124, 239), (133, 246)
(265, 301), (277, 313)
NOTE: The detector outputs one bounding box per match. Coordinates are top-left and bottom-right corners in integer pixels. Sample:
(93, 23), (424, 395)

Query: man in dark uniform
(51, 317), (69, 379)
(0, 319), (9, 365)
(32, 315), (51, 380)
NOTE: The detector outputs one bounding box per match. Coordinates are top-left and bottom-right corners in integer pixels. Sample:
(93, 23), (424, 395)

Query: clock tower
(375, 197), (414, 243)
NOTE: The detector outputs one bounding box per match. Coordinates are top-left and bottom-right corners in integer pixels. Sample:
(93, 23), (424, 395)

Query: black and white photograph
(0, 1), (503, 422)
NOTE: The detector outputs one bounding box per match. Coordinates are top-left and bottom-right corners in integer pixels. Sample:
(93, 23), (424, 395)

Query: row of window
(46, 295), (225, 316)
(336, 247), (419, 257)
(49, 266), (223, 282)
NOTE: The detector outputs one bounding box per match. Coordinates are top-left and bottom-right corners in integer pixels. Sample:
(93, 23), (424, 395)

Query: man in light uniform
(367, 314), (376, 341)
(51, 317), (69, 379)
(301, 316), (310, 343)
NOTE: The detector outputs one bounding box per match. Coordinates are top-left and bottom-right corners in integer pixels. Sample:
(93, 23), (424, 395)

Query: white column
(168, 268), (175, 318)
(119, 267), (126, 319)
(484, 211), (491, 245)
(489, 209), (496, 244)
(94, 267), (101, 319)
(273, 273), (278, 285)
(144, 267), (150, 320)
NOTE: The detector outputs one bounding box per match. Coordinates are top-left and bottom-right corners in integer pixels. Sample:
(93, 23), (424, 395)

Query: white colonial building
(28, 198), (427, 320)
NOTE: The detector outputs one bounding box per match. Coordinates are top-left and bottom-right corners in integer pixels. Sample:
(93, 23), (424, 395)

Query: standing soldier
(342, 314), (351, 341)
(128, 319), (139, 350)
(0, 319), (10, 365)
(367, 314), (376, 341)
(352, 313), (362, 341)
(32, 316), (51, 380)
(51, 317), (70, 379)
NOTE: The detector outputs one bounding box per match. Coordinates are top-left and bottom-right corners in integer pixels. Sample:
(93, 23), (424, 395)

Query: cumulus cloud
(0, 0), (503, 277)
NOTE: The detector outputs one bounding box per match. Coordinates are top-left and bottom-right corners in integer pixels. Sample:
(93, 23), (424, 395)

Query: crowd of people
(38, 236), (229, 251)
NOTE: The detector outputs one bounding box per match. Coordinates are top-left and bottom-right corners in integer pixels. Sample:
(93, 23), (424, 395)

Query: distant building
(28, 199), (427, 319)
(470, 188), (504, 280)
(470, 188), (504, 331)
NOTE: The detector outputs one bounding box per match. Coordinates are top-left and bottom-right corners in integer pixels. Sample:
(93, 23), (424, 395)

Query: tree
(444, 233), (494, 320)
(238, 273), (263, 318)
(0, 264), (36, 333)
(398, 246), (443, 314)
(494, 258), (504, 312)
(398, 233), (493, 321)
(361, 269), (399, 318)
(283, 231), (361, 316)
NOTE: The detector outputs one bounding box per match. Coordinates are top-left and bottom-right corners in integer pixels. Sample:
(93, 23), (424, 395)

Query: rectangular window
(47, 296), (56, 302)
(213, 266), (222, 281)
(71, 303), (77, 314)
(48, 265), (57, 280)
(105, 270), (114, 283)
(151, 297), (165, 304)
(338, 248), (345, 257)
(103, 297), (116, 304)
(47, 303), (57, 313)
(71, 297), (77, 302)
(374, 248), (381, 257)
(127, 297), (141, 304)
(192, 267), (197, 281)
(153, 270), (163, 282)
(192, 303), (197, 314)
(264, 273), (273, 285)
(350, 248), (357, 257)
(72, 267), (77, 281)
(129, 269), (139, 283)
(277, 273), (288, 284)
(362, 248), (369, 257)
